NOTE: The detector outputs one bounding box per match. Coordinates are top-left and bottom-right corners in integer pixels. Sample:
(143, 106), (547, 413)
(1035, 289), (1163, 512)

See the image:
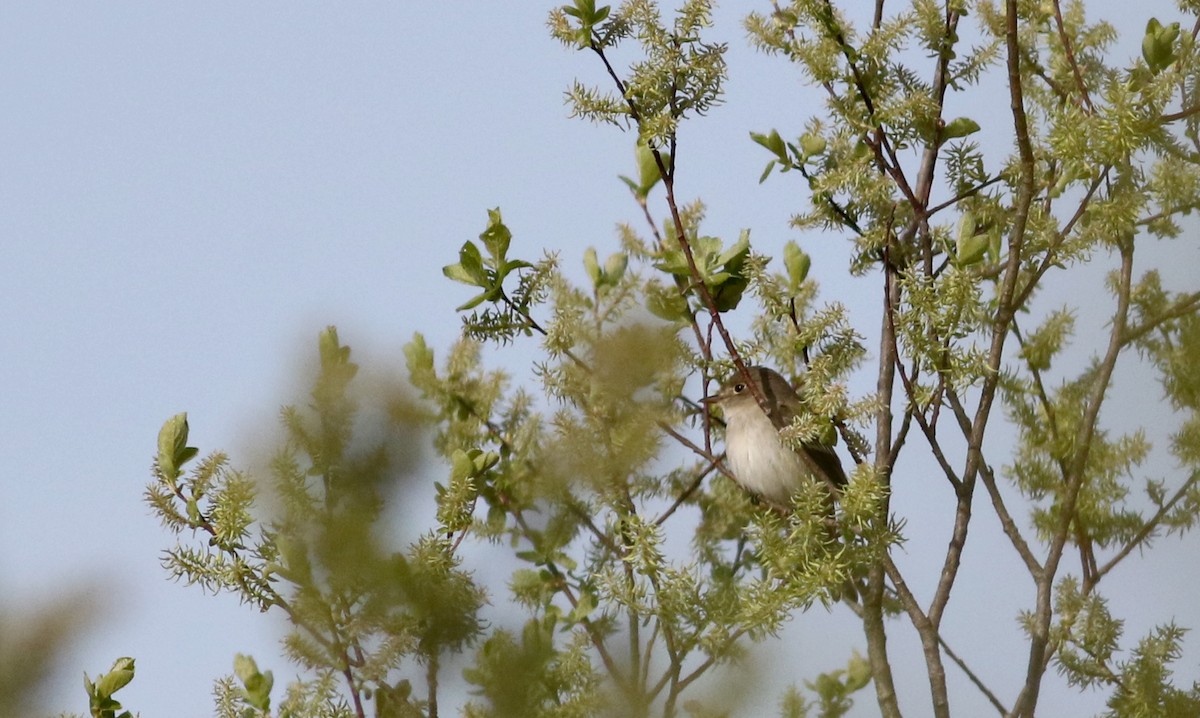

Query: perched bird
(704, 365), (847, 508)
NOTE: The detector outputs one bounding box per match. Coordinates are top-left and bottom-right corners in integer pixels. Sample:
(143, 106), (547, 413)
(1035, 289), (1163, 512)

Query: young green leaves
(583, 246), (628, 292)
(558, 0), (613, 49)
(751, 128), (827, 184)
(954, 210), (988, 266)
(654, 230), (750, 312)
(233, 654), (274, 713)
(783, 241), (812, 292)
(443, 209), (533, 311)
(156, 412), (198, 486)
(84, 657), (136, 718)
(619, 140), (668, 200)
(1143, 18), (1180, 74)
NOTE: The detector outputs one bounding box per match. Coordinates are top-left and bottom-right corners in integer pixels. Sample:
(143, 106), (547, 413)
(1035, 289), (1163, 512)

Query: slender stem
(343, 663), (366, 718)
(426, 651), (439, 718)
(938, 634), (1009, 715)
(883, 556), (950, 717)
(1051, 0), (1095, 111)
(1029, 243), (1136, 689)
(863, 250), (903, 718)
(1094, 469), (1200, 581)
(890, 339), (963, 492)
(945, 387), (1043, 576)
(1122, 292), (1200, 345)
(926, 0), (1038, 632)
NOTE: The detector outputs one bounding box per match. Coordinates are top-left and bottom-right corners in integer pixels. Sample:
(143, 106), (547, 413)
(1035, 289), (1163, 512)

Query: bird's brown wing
(803, 442), (848, 487)
(755, 367), (804, 431)
(754, 367), (848, 487)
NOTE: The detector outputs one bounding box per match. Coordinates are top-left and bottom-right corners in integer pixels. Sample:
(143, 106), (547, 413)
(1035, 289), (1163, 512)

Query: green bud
(955, 211), (977, 244)
(1143, 18), (1179, 73)
(157, 413), (197, 482)
(604, 252), (628, 284)
(956, 234), (989, 265)
(233, 654), (260, 683)
(955, 211), (989, 265)
(583, 247), (602, 285)
(799, 132), (827, 156)
(783, 241), (811, 289)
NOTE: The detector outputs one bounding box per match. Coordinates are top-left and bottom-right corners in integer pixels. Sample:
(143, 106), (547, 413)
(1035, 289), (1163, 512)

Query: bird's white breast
(723, 403), (810, 506)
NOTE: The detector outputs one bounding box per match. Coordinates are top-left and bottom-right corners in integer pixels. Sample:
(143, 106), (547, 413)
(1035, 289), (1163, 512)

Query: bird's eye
(733, 383), (746, 393)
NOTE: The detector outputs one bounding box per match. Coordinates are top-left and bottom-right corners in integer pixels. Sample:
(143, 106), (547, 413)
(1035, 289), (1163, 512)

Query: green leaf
(956, 233), (989, 265)
(987, 229), (1002, 263)
(1142, 18), (1180, 73)
(479, 208), (512, 267)
(751, 129), (787, 160)
(603, 252), (628, 284)
(784, 241), (811, 290)
(568, 591), (597, 623)
(243, 670), (273, 711)
(458, 241), (488, 285)
(758, 160), (776, 184)
(473, 450), (500, 473)
(502, 259), (533, 274)
(717, 231), (750, 267)
(711, 231), (751, 313)
(157, 413), (196, 481)
(442, 261), (477, 286)
(942, 117), (980, 140)
(455, 290), (491, 312)
(232, 653), (273, 712)
(451, 448), (477, 480)
(94, 657), (135, 698)
(646, 285), (690, 322)
(652, 246), (692, 278)
(584, 247), (602, 286)
(636, 141), (665, 194)
(233, 654), (260, 683)
(403, 332), (435, 375)
(955, 211), (977, 247)
(176, 446), (198, 466)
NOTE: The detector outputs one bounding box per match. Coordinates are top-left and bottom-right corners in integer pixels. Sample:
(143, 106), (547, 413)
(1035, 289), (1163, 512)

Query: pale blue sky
(2, 2), (1196, 717)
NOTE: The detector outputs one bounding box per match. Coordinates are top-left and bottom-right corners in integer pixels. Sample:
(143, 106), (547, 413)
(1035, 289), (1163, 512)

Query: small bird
(704, 365), (847, 508)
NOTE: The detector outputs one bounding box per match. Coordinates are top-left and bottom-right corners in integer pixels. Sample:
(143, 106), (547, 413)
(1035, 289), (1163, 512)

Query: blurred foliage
(0, 591), (93, 718)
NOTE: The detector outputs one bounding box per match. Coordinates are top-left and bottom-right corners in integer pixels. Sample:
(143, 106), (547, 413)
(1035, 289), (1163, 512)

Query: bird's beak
(701, 393), (723, 406)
